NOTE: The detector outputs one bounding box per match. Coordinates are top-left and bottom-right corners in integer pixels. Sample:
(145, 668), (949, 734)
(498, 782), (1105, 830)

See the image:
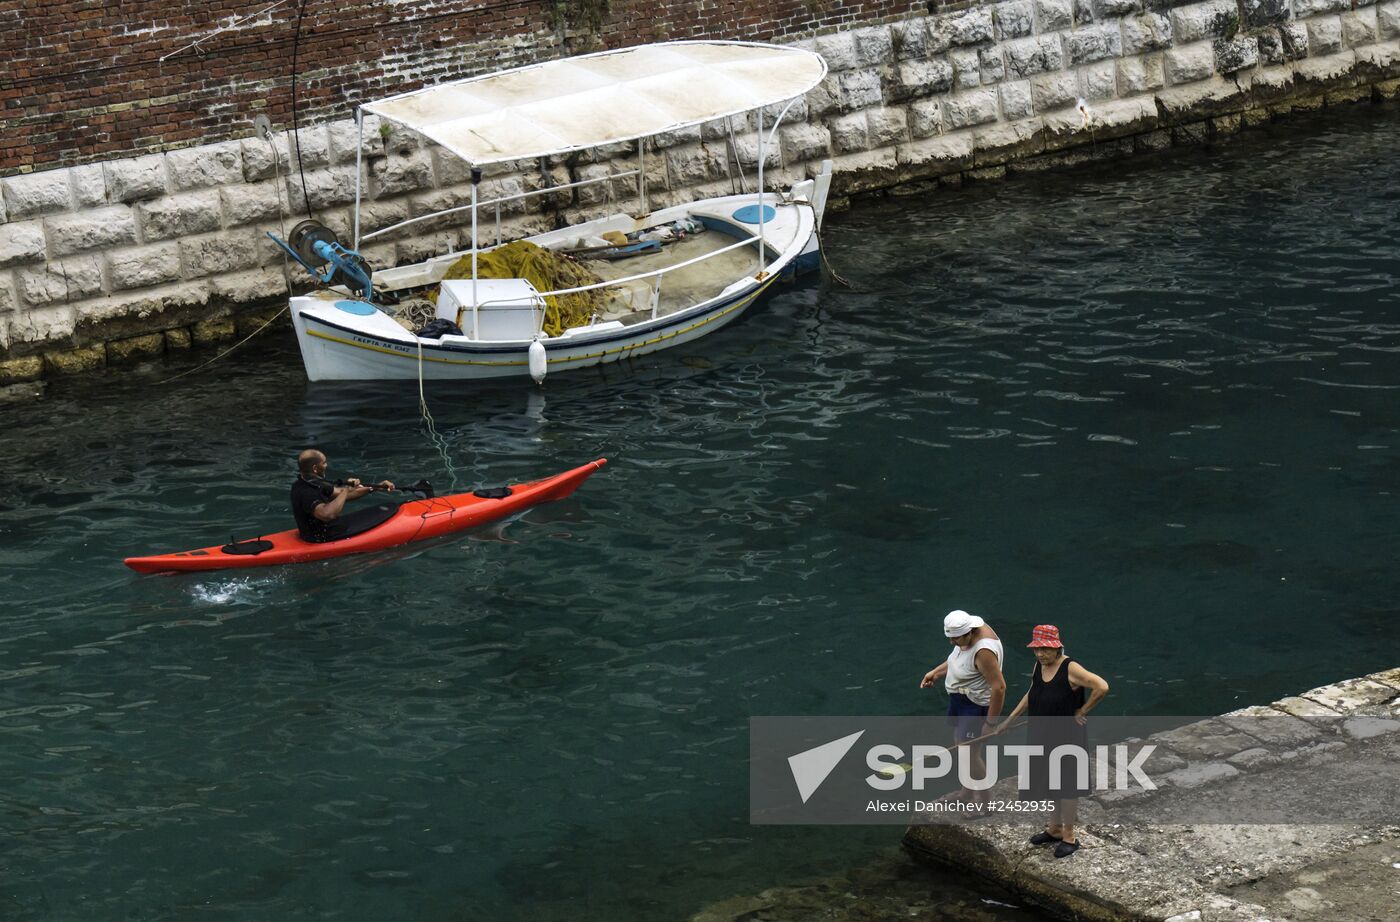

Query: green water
(3, 106), (1400, 920)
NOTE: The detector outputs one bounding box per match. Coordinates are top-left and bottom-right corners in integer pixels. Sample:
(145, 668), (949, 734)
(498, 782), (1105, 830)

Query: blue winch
(268, 220), (387, 303)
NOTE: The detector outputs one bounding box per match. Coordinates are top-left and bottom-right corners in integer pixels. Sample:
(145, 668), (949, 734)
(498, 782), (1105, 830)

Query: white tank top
(945, 636), (1004, 706)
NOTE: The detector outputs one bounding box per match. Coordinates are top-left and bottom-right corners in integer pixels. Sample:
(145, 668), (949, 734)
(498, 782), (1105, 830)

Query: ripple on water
(2, 107), (1400, 920)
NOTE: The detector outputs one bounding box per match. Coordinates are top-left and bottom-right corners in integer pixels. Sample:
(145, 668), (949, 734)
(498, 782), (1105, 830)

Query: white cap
(943, 609), (985, 638)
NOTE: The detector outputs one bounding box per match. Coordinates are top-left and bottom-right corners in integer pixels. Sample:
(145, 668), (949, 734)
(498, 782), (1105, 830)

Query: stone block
(1355, 37), (1400, 69)
(1166, 41), (1217, 82)
(1293, 0), (1350, 14)
(1083, 61), (1119, 98)
(805, 76), (843, 117)
(853, 25), (894, 67)
(179, 233), (265, 277)
(1342, 10), (1379, 46)
(891, 19), (929, 60)
(951, 49), (983, 88)
(69, 164), (107, 207)
(1301, 677), (1398, 712)
(16, 257), (103, 305)
(996, 1), (1036, 38)
(220, 182), (284, 227)
(1280, 21), (1311, 58)
(327, 115), (383, 164)
(867, 108), (909, 147)
(106, 333), (166, 364)
(6, 304), (75, 345)
(1073, 0), (1096, 24)
(1382, 2), (1400, 39)
(0, 276), (13, 314)
(908, 99), (945, 138)
(979, 46), (1007, 82)
(107, 242), (183, 290)
(1370, 667), (1400, 689)
(287, 166), (360, 211)
(972, 119), (1044, 165)
(0, 221), (46, 269)
(1005, 35), (1065, 78)
(191, 317), (237, 346)
(379, 121), (421, 156)
(210, 268), (290, 304)
(1088, 96), (1160, 134)
(1000, 80), (1035, 118)
(1031, 70), (1080, 109)
(1306, 17), (1345, 55)
(3, 170), (73, 219)
(665, 143), (727, 182)
(895, 133), (975, 175)
(1214, 36), (1260, 72)
(1159, 760), (1239, 788)
(1342, 716), (1400, 739)
(352, 199), (411, 238)
(730, 136), (780, 170)
(44, 345), (106, 376)
(1156, 74), (1247, 115)
(105, 153), (168, 203)
(1067, 25), (1124, 64)
(1119, 53), (1168, 92)
(1121, 12), (1175, 54)
(829, 112), (870, 154)
(838, 70), (884, 111)
(372, 151), (434, 196)
(428, 148), (473, 188)
(815, 31), (859, 71)
(947, 8), (996, 46)
(829, 148), (900, 195)
(165, 327), (192, 350)
(242, 130), (330, 182)
(892, 58), (955, 98)
(137, 191), (222, 241)
(1242, 0), (1289, 28)
(1135, 128), (1174, 150)
(944, 88), (1000, 128)
(1101, 0), (1143, 15)
(1037, 0), (1073, 30)
(1172, 0), (1240, 43)
(45, 206), (137, 256)
(0, 355), (44, 383)
(166, 141), (244, 191)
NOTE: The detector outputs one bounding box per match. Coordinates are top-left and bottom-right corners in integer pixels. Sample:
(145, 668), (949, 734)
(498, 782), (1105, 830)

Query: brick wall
(4, 0), (926, 176)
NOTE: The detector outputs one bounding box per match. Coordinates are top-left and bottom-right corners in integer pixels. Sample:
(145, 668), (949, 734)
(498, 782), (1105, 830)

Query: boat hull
(291, 191), (824, 382)
(124, 459), (606, 573)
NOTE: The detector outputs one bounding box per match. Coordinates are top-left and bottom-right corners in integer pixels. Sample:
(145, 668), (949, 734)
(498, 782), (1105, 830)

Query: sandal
(1053, 840), (1081, 859)
(1029, 831), (1062, 846)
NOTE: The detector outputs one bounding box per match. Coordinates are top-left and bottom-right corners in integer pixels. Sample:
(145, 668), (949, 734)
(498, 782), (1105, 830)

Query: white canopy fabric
(362, 41), (828, 167)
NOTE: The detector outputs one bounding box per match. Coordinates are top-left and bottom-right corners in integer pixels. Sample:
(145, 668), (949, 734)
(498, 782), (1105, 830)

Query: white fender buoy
(528, 339), (547, 384)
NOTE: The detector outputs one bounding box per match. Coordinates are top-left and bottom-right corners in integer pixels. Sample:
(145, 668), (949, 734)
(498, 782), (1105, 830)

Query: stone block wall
(4, 0), (1400, 381)
(5, 0), (924, 177)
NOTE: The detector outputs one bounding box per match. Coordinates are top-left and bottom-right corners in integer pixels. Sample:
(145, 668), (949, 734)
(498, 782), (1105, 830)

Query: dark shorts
(946, 692), (988, 742)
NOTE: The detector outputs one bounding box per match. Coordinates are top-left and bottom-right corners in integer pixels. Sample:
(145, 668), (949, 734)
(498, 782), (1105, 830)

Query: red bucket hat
(1028, 624), (1062, 648)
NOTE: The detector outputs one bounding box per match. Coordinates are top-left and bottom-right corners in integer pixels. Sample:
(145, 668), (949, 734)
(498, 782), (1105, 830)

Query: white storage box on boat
(438, 278), (545, 340)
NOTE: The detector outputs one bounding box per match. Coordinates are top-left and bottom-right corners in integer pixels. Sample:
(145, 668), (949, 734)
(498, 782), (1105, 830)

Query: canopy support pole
(471, 167), (481, 340)
(353, 108), (363, 249)
(638, 138), (647, 215)
(757, 107), (766, 275)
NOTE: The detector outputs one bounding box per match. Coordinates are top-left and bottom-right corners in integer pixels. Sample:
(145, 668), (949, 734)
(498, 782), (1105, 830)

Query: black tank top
(1028, 656), (1086, 718)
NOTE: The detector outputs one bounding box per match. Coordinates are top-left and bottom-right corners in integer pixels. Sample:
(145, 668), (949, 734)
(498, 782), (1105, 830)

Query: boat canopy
(361, 41), (827, 167)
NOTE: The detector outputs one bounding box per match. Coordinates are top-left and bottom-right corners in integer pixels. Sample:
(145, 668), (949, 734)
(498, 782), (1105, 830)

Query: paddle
(332, 479), (435, 498)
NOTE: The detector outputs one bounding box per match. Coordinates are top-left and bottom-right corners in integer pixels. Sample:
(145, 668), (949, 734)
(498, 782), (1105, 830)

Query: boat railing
(456, 232), (765, 337)
(361, 170), (641, 246)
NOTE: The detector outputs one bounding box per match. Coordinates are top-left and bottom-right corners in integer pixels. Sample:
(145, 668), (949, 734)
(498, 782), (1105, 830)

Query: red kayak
(125, 458), (606, 574)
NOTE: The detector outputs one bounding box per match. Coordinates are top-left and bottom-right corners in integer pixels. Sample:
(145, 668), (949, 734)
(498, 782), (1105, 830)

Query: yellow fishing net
(435, 241), (605, 337)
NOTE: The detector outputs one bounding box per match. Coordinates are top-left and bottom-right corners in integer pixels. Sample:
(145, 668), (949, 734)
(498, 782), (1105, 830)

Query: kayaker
(998, 624), (1110, 859)
(919, 609), (1006, 807)
(291, 449), (394, 543)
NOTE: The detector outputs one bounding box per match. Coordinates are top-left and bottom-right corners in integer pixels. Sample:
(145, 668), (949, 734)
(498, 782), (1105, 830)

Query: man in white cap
(919, 609), (1007, 805)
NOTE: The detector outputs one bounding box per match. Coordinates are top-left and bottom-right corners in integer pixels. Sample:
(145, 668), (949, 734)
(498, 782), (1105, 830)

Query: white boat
(281, 41), (832, 383)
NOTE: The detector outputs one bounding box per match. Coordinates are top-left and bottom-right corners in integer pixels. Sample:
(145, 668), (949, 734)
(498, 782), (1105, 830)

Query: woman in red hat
(1001, 624), (1109, 858)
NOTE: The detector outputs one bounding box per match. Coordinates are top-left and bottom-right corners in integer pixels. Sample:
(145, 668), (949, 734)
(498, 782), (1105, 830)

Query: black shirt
(291, 476), (343, 543)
